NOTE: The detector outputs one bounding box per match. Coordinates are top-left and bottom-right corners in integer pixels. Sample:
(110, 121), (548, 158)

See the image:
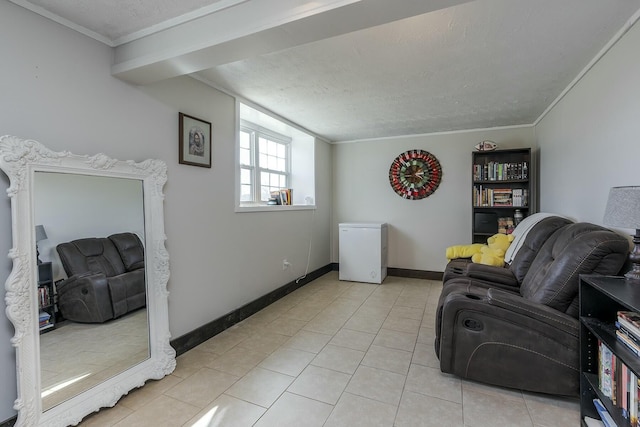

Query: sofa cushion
(57, 238), (126, 278)
(109, 232), (145, 271)
(508, 216), (573, 283)
(519, 222), (629, 315)
(503, 213), (569, 264)
(107, 269), (146, 318)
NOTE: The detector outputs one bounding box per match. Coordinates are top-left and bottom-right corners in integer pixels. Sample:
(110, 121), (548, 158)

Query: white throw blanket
(504, 213), (568, 265)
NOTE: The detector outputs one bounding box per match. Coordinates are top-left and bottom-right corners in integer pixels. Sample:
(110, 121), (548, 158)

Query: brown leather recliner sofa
(56, 232), (146, 323)
(435, 222), (629, 396)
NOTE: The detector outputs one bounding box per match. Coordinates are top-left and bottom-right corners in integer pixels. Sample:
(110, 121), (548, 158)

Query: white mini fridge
(339, 222), (388, 284)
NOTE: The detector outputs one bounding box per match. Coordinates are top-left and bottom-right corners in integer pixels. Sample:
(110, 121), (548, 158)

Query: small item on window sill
(269, 191), (282, 205)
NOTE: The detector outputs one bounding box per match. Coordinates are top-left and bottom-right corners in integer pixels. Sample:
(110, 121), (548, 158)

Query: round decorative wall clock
(389, 149), (442, 200)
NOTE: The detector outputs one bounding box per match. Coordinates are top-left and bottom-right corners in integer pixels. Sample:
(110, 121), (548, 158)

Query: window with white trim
(240, 123), (291, 202)
(237, 102), (315, 210)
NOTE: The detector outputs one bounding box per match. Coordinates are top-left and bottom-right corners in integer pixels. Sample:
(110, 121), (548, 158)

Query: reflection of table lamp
(603, 186), (640, 281)
(35, 224), (47, 265)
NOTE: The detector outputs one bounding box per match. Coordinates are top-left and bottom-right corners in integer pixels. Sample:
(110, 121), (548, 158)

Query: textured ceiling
(10, 0), (640, 141)
(10, 0), (241, 44)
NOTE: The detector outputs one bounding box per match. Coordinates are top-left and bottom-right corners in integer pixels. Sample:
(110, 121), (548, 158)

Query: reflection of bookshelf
(472, 148), (533, 243)
(38, 262), (55, 333)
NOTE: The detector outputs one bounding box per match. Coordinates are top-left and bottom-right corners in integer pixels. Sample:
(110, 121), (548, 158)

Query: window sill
(235, 204), (316, 213)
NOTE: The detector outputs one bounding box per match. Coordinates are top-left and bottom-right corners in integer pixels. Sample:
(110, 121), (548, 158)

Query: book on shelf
(38, 310), (50, 322)
(472, 186), (523, 207)
(617, 329), (640, 357)
(598, 340), (640, 426)
(617, 322), (640, 346)
(623, 364), (629, 418)
(38, 286), (51, 308)
(600, 341), (613, 398)
(279, 188), (292, 205)
(38, 310), (52, 329)
(492, 188), (513, 206)
(584, 416), (605, 427)
(512, 188), (525, 207)
(268, 189), (293, 206)
(593, 398), (618, 427)
(472, 161), (529, 181)
(269, 190), (281, 205)
(619, 311), (640, 334)
(633, 370), (639, 427)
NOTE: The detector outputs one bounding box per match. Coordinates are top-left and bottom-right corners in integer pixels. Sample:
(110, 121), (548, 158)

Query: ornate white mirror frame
(0, 136), (175, 427)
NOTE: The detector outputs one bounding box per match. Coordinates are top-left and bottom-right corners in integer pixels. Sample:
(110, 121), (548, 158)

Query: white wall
(140, 76), (332, 335)
(332, 127), (536, 272)
(290, 134), (316, 205)
(0, 2), (331, 421)
(536, 20), (640, 226)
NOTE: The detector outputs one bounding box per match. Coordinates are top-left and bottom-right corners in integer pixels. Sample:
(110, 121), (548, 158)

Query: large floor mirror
(0, 136), (175, 427)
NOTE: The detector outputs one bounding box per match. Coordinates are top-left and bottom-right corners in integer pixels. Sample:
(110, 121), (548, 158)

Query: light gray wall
(140, 75), (332, 335)
(0, 2), (331, 421)
(331, 127), (536, 272)
(536, 20), (640, 226)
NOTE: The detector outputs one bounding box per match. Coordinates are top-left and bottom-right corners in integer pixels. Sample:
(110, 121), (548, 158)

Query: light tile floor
(41, 308), (149, 410)
(78, 272), (580, 426)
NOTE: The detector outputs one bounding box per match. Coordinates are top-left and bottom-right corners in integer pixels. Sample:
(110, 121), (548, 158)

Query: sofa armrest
(439, 285), (579, 343)
(466, 264), (518, 287)
(486, 288), (579, 336)
(57, 272), (114, 323)
(107, 269), (146, 318)
(437, 286), (580, 395)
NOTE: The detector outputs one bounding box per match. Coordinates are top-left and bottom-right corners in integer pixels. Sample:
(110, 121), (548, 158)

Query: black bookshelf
(37, 262), (55, 333)
(471, 148), (533, 243)
(579, 275), (640, 426)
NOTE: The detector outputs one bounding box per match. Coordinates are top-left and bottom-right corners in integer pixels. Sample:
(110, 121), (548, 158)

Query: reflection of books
(38, 286), (50, 308)
(39, 310), (52, 328)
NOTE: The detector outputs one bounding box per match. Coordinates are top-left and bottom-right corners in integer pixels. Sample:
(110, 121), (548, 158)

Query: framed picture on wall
(179, 112), (212, 168)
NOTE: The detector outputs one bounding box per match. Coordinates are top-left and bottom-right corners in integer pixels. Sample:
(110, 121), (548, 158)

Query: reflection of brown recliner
(56, 233), (146, 323)
(435, 222), (629, 396)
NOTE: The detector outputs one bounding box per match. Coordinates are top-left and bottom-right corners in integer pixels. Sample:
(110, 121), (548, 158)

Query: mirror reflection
(34, 172), (150, 411)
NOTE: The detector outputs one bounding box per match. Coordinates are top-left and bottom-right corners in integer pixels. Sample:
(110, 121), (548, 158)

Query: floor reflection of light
(189, 405), (228, 427)
(41, 373), (92, 398)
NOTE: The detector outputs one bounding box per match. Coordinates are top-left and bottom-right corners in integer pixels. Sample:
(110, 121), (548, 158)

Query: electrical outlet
(282, 259), (291, 270)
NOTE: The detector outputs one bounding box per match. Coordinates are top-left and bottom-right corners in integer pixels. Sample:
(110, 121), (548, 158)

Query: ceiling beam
(112, 0), (470, 85)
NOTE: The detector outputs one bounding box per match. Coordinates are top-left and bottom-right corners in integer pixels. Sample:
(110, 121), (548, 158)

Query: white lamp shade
(603, 186), (640, 229)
